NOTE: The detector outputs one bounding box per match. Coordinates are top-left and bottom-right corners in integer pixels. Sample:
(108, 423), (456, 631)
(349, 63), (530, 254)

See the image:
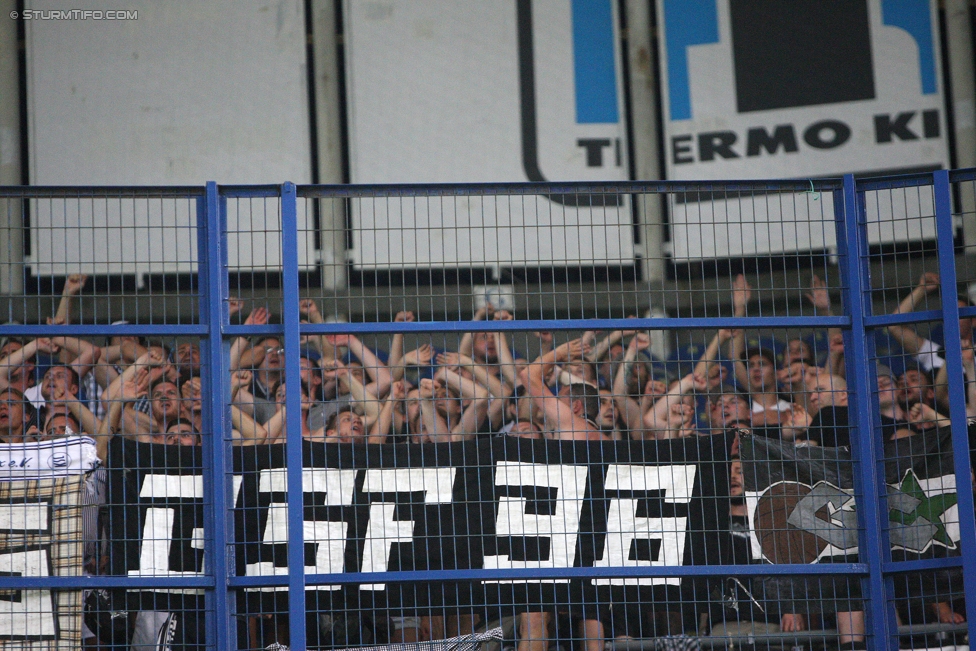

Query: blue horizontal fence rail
(1, 170), (975, 650)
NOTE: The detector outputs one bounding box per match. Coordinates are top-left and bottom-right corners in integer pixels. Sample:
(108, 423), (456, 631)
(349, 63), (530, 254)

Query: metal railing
(0, 170), (974, 650)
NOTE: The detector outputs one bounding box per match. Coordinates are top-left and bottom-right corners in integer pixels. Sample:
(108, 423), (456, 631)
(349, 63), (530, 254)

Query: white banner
(657, 0), (948, 260)
(344, 0), (634, 270)
(0, 436), (100, 481)
(25, 0), (315, 277)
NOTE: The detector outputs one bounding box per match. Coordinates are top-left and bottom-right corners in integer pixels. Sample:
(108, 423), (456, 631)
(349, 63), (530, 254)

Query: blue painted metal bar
(855, 172), (950, 191)
(287, 316), (850, 335)
(838, 175), (898, 651)
(279, 182), (308, 650)
(931, 170), (976, 638)
(0, 186), (204, 198)
(882, 556), (964, 574)
(213, 184), (282, 198)
(221, 324), (286, 338)
(863, 309), (945, 327)
(201, 182), (236, 648)
(949, 168), (976, 183)
(296, 178), (843, 198)
(0, 324), (208, 337)
(222, 324), (286, 337)
(2, 576), (215, 589)
(227, 562), (868, 588)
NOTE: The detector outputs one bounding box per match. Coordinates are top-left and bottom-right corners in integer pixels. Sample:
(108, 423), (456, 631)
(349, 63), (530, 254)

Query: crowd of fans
(0, 271), (971, 650)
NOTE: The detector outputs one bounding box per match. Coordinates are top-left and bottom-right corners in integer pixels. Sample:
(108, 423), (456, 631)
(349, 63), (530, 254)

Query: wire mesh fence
(0, 172), (973, 650)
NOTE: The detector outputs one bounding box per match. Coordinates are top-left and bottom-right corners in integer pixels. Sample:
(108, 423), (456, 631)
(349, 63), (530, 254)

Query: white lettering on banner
(140, 474), (204, 501)
(305, 520), (348, 584)
(594, 465), (696, 586)
(130, 474), (243, 595)
(258, 467), (357, 506)
(484, 462), (589, 583)
(0, 548), (57, 639)
(245, 468), (358, 590)
(361, 503), (415, 590)
(136, 507), (175, 578)
(361, 467), (456, 503)
(359, 468), (457, 590)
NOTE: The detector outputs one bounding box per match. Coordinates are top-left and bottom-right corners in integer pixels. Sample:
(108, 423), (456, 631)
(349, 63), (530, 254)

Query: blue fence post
(198, 181), (236, 648)
(280, 182), (308, 649)
(931, 170), (976, 635)
(837, 174), (898, 651)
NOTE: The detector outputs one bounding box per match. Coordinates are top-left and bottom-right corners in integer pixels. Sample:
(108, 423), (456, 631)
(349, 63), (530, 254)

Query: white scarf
(0, 435), (100, 480)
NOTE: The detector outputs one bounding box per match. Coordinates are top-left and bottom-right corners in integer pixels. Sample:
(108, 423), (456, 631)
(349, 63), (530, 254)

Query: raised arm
(613, 333), (651, 435)
(533, 331), (554, 357)
(230, 307), (268, 371)
(96, 399), (124, 463)
(337, 334), (393, 396)
(53, 274), (87, 324)
(806, 274), (844, 367)
(92, 346), (123, 391)
(642, 374), (703, 439)
(118, 339), (149, 365)
(459, 303), (491, 359)
(435, 367), (490, 439)
(386, 311), (412, 380)
(731, 328), (748, 389)
(97, 367), (150, 459)
(50, 334), (101, 381)
(58, 385), (101, 437)
(369, 380), (407, 443)
(334, 361), (382, 424)
(437, 351), (509, 398)
(730, 275), (752, 387)
(263, 405), (287, 444)
(586, 321), (637, 363)
(827, 332), (846, 379)
(299, 299), (337, 362)
(932, 347), (976, 417)
(908, 402), (951, 431)
(392, 343), (435, 382)
(887, 272), (941, 356)
(693, 328), (732, 379)
(494, 332), (520, 388)
(524, 338), (602, 440)
(230, 370), (266, 444)
(231, 405), (267, 445)
(417, 378), (452, 442)
(227, 366), (257, 417)
(0, 338), (47, 389)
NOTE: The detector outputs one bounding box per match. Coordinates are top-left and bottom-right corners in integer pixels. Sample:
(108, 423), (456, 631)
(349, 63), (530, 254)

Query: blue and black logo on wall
(662, 0), (942, 168)
(665, 0), (937, 120)
(518, 0), (623, 206)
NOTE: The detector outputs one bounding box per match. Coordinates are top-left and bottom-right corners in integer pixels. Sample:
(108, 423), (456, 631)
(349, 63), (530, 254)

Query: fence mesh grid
(0, 173), (972, 651)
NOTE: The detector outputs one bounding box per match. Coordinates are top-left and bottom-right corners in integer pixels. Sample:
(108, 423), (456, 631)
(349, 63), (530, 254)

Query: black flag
(741, 429), (963, 614)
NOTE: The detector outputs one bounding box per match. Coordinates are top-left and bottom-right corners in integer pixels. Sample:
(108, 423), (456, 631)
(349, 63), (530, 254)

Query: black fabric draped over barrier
(741, 429), (964, 615)
(106, 436), (731, 618)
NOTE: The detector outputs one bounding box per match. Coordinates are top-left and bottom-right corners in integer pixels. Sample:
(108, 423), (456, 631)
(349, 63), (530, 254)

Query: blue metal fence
(0, 170), (974, 650)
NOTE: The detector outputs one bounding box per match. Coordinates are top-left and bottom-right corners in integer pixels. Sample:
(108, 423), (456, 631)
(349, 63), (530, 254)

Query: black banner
(107, 435), (730, 617)
(742, 429), (963, 613)
(106, 439), (206, 613)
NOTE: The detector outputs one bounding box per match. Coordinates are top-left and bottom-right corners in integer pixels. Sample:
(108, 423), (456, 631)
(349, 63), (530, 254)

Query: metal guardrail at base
(610, 623), (971, 651)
